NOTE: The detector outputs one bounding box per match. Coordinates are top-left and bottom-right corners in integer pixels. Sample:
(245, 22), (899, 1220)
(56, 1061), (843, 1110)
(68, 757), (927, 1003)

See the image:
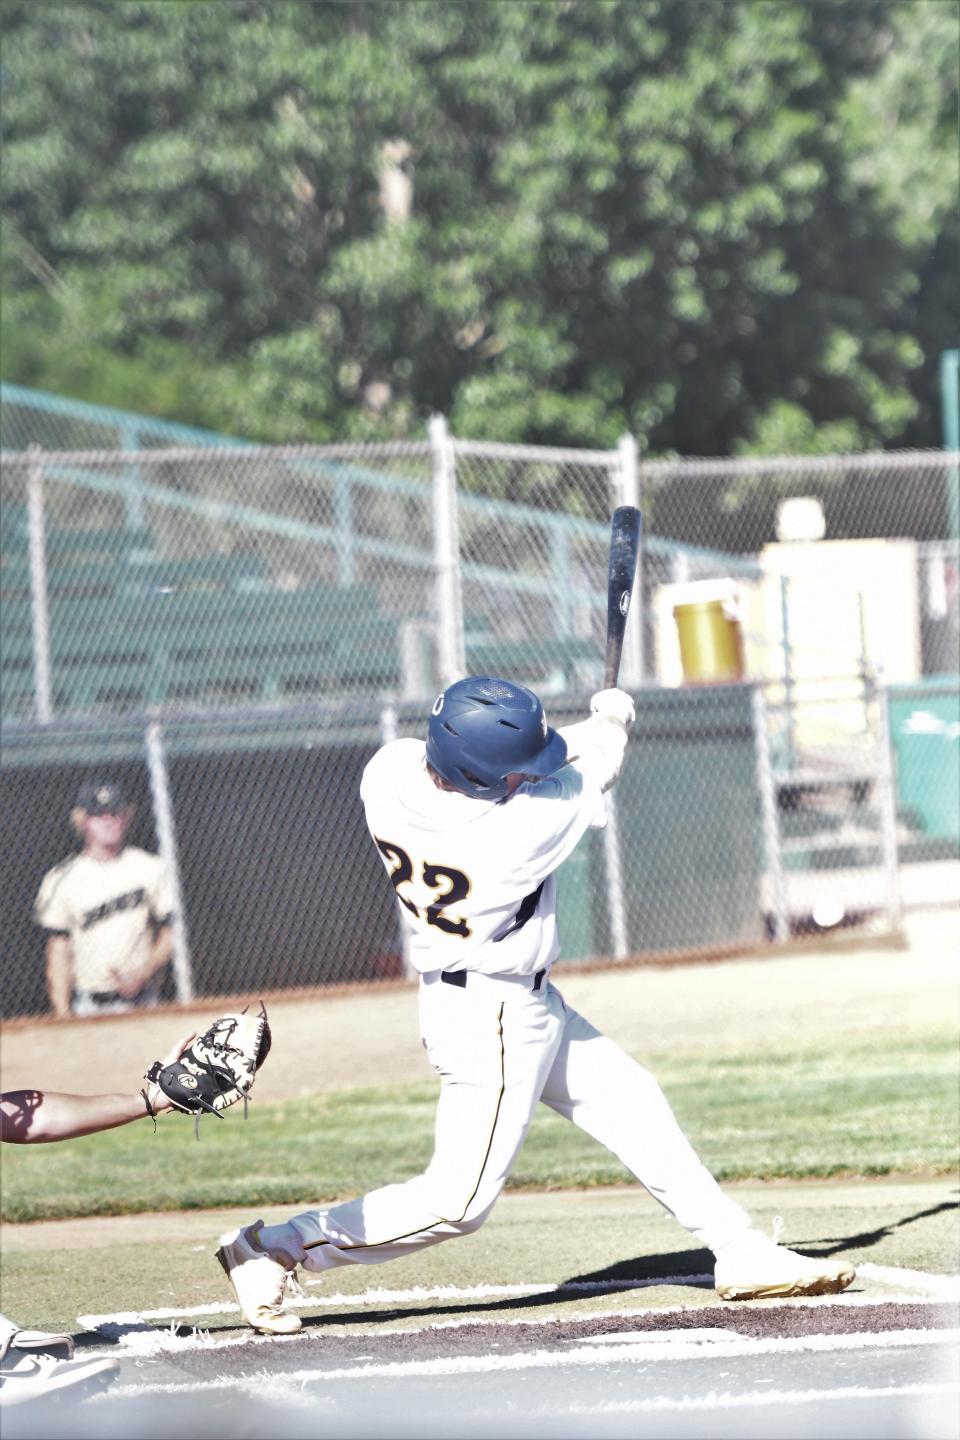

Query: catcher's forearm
(0, 1087), (164, 1144)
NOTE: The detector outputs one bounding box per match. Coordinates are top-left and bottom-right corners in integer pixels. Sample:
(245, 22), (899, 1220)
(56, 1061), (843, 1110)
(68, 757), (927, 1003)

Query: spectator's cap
(76, 780), (130, 815)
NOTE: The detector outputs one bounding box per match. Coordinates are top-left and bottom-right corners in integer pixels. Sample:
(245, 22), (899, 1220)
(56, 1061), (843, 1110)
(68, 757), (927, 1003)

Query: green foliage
(2, 1026), (955, 1223)
(0, 0), (955, 454)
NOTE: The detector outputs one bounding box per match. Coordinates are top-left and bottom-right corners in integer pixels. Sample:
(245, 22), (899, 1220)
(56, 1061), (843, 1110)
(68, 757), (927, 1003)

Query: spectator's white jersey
(33, 847), (171, 994)
(360, 737), (607, 977)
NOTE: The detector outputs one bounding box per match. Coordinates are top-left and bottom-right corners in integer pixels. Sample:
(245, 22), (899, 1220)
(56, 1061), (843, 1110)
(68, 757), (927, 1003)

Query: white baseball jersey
(360, 737), (608, 977)
(34, 847), (172, 993)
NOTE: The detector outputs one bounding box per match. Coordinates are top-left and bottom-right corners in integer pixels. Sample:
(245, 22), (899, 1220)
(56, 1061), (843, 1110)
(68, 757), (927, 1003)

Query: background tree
(1, 0), (955, 475)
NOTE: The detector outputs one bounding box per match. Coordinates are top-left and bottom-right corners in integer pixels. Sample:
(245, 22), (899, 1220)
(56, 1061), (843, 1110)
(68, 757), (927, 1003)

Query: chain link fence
(2, 386), (957, 1017)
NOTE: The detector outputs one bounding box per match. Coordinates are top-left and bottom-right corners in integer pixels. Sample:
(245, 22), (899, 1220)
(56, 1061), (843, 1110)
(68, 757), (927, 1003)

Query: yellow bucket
(673, 598), (745, 684)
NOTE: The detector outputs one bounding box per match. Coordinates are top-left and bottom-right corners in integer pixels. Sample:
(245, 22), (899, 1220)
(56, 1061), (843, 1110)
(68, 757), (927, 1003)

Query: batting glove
(589, 688), (636, 728)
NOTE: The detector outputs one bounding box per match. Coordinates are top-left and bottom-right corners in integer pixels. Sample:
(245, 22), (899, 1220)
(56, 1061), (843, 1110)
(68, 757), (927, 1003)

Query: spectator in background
(34, 779), (174, 1018)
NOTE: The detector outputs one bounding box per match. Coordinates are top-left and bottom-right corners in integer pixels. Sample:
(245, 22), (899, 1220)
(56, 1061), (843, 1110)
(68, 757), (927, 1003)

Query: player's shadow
(0, 1090), (43, 1140)
(779, 1192), (959, 1259)
(294, 1194), (959, 1332)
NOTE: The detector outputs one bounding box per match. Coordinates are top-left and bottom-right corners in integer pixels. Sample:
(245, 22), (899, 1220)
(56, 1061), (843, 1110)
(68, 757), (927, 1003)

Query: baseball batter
(34, 780), (173, 1018)
(217, 678), (855, 1333)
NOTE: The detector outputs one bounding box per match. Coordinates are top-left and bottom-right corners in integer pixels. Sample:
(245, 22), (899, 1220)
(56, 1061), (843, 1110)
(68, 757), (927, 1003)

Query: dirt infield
(1, 909), (955, 1104)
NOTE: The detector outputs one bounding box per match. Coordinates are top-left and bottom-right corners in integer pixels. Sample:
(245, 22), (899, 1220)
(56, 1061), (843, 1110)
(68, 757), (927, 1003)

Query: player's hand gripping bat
(604, 506), (642, 688)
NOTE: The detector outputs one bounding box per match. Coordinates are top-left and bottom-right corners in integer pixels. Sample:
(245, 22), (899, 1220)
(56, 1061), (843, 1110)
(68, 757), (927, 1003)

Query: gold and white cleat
(715, 1222), (856, 1301)
(215, 1220), (302, 1335)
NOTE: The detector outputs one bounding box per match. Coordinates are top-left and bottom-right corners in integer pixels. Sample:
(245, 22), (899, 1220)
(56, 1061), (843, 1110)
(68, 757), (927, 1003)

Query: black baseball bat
(604, 505), (642, 688)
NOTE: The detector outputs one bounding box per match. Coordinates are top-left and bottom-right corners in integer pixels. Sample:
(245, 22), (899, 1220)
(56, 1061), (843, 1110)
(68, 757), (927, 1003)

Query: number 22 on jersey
(375, 838), (472, 939)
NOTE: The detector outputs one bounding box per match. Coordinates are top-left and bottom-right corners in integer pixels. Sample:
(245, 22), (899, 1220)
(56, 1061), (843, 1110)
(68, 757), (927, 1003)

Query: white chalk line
(858, 1263), (960, 1298)
(579, 1328), (733, 1345)
(78, 1261), (958, 1333)
(563, 1381), (960, 1418)
(93, 1327), (960, 1400)
(72, 1290), (957, 1362)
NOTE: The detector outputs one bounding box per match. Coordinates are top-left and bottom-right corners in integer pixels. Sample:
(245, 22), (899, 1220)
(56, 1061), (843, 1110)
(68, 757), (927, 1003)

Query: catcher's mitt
(145, 1003), (271, 1137)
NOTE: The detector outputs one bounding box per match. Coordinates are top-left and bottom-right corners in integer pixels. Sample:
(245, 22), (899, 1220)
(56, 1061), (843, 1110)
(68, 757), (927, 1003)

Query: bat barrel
(604, 506), (642, 688)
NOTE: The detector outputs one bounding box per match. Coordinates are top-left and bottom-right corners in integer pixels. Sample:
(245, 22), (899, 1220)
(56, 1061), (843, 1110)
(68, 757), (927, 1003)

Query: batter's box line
(77, 1268), (956, 1338)
(857, 1263), (960, 1298)
(89, 1327), (960, 1400)
(562, 1380), (960, 1419)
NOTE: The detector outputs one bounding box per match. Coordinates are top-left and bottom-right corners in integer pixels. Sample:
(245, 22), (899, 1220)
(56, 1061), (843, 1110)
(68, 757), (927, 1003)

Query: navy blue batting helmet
(425, 676), (568, 800)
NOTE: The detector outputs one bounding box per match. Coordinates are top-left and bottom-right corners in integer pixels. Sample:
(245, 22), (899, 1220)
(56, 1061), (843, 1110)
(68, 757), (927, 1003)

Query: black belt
(441, 968), (546, 992)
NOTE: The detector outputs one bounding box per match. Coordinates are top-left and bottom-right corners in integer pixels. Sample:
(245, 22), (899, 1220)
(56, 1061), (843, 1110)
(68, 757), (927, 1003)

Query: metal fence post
(119, 419), (146, 529)
(615, 434), (644, 686)
(333, 466), (355, 585)
(379, 704), (416, 979)
(874, 681), (904, 934)
(429, 414), (465, 686)
(940, 349), (959, 541)
(780, 575), (796, 772)
(145, 721), (194, 1003)
(857, 591), (871, 737)
(752, 684), (789, 943)
(552, 522), (573, 637)
(26, 446), (53, 725)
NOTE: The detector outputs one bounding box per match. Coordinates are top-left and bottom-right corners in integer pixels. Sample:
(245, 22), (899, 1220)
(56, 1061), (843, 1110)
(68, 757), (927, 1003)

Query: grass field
(3, 914), (958, 1224)
(1, 1025), (956, 1223)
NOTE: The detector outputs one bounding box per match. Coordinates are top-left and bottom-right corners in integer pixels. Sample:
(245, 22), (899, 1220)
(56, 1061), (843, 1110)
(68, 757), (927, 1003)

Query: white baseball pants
(289, 970), (751, 1273)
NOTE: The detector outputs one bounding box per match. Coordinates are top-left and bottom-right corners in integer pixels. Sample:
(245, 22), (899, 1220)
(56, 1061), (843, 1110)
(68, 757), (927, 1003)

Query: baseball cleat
(216, 1220), (302, 1335)
(714, 1224), (856, 1301)
(0, 1327), (119, 1408)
